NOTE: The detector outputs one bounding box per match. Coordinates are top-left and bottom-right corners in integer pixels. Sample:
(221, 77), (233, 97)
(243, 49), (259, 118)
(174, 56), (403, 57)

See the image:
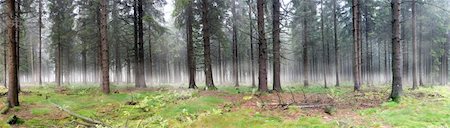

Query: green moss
(191, 109), (335, 128)
(31, 108), (51, 115)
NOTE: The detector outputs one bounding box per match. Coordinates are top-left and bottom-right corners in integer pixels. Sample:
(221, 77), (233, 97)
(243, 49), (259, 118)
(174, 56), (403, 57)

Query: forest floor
(0, 83), (448, 128)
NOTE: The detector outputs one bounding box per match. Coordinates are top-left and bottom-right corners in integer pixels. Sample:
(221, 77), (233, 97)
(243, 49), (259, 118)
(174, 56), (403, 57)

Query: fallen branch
(294, 104), (331, 109)
(50, 102), (109, 127)
(262, 102), (331, 109)
(72, 121), (95, 127)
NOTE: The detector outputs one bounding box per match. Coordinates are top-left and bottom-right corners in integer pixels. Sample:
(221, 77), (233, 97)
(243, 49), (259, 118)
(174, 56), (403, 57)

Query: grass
(358, 86), (450, 128)
(0, 84), (448, 127)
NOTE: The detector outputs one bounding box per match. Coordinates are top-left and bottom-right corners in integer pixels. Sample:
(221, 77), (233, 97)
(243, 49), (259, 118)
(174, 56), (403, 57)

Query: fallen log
(50, 102), (109, 127)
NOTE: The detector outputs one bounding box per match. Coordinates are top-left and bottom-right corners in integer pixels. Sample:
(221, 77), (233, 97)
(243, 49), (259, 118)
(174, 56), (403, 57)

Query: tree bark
(411, 0), (418, 89)
(418, 5), (424, 86)
(186, 1), (197, 89)
(232, 0), (239, 88)
(137, 0), (146, 88)
(15, 0), (21, 91)
(3, 31), (6, 88)
(100, 0), (110, 94)
(272, 0), (282, 91)
(364, 0), (372, 86)
(248, 0), (255, 88)
(7, 0), (19, 107)
(56, 31), (61, 87)
(82, 47), (87, 84)
(38, 0), (42, 86)
(202, 0), (216, 90)
(257, 0), (268, 92)
(353, 0), (362, 91)
(390, 0), (403, 102)
(147, 29), (152, 85)
(320, 0), (327, 88)
(333, 0), (340, 87)
(302, 0), (310, 87)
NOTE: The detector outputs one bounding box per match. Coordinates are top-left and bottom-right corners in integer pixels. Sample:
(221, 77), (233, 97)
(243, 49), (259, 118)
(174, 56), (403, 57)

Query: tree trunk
(257, 0), (268, 92)
(364, 0), (372, 86)
(248, 0), (255, 88)
(272, 0), (282, 91)
(353, 0), (362, 91)
(126, 47), (131, 84)
(112, 1), (121, 83)
(302, 0), (309, 87)
(15, 0), (21, 91)
(232, 0), (239, 88)
(333, 0), (340, 87)
(137, 0), (146, 88)
(100, 0), (110, 94)
(56, 33), (61, 87)
(186, 1), (197, 89)
(444, 31), (450, 85)
(38, 0), (42, 86)
(3, 31), (7, 88)
(411, 0), (418, 89)
(82, 48), (87, 84)
(147, 29), (152, 85)
(418, 5), (424, 86)
(390, 0), (403, 102)
(7, 0), (19, 107)
(202, 0), (216, 90)
(320, 0), (327, 88)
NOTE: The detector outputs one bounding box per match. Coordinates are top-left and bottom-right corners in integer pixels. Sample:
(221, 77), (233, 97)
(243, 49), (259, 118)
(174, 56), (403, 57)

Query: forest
(0, 0), (449, 127)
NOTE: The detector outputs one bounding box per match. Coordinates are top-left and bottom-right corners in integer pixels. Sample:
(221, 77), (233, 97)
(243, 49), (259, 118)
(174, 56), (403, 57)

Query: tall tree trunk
(302, 0), (309, 87)
(202, 0), (216, 90)
(232, 0), (239, 88)
(7, 0), (19, 107)
(257, 0), (268, 92)
(248, 0), (255, 88)
(38, 0), (42, 86)
(112, 0), (121, 83)
(218, 41), (222, 84)
(445, 32), (450, 85)
(418, 5), (424, 86)
(15, 0), (20, 91)
(147, 29), (152, 85)
(333, 0), (340, 87)
(411, 0), (418, 89)
(82, 48), (87, 84)
(56, 33), (61, 87)
(353, 0), (362, 91)
(320, 0), (327, 88)
(126, 47), (131, 84)
(100, 0), (110, 94)
(390, 0), (403, 102)
(115, 43), (121, 83)
(272, 0), (282, 91)
(364, 0), (371, 86)
(138, 0), (145, 88)
(3, 31), (7, 88)
(186, 0), (197, 89)
(133, 0), (138, 86)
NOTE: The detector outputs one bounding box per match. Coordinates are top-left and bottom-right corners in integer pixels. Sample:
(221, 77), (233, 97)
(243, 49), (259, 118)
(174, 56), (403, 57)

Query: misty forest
(0, 0), (449, 127)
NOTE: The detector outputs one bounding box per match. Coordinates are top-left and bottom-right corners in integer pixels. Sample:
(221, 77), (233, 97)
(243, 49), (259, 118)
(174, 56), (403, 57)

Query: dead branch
(51, 102), (109, 127)
(287, 88), (297, 104)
